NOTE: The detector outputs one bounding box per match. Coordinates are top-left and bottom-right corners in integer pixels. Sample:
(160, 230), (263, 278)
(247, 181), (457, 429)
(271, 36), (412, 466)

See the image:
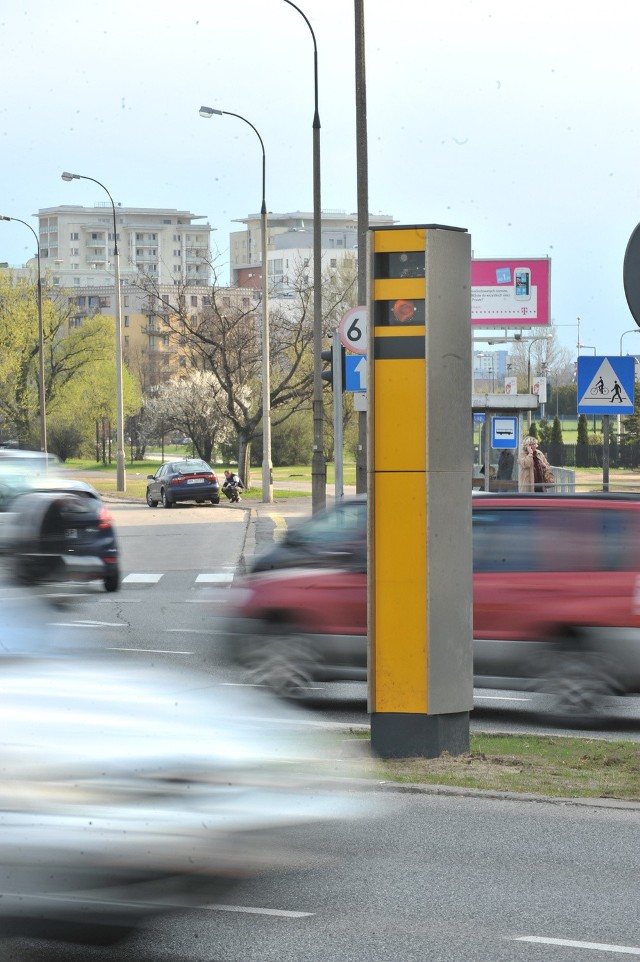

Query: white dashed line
(203, 903), (313, 918)
(122, 573), (163, 584)
(475, 695), (531, 702)
(195, 573), (234, 583)
(516, 937), (640, 955)
(106, 647), (194, 655)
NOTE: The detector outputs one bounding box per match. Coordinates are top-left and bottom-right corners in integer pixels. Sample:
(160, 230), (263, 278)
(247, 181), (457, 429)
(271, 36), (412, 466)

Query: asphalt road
(8, 790), (640, 961)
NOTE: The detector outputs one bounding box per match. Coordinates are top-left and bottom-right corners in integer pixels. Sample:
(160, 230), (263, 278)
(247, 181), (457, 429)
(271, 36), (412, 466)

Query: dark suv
(223, 492), (640, 721)
(146, 459), (220, 508)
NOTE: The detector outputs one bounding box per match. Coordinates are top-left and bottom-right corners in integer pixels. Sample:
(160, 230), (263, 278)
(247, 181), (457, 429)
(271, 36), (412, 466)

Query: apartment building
(65, 283), (258, 391)
(230, 210), (395, 295)
(36, 205), (213, 288)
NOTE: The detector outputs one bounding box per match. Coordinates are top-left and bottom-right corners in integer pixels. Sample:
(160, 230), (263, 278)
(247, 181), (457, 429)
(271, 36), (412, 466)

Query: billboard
(471, 258), (550, 328)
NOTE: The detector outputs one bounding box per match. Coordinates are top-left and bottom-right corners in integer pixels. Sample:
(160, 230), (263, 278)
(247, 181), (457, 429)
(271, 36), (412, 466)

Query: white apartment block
(230, 210), (395, 296)
(36, 205), (213, 288)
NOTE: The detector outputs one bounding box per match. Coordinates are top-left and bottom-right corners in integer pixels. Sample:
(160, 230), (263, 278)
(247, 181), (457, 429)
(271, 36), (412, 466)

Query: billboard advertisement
(471, 258), (550, 328)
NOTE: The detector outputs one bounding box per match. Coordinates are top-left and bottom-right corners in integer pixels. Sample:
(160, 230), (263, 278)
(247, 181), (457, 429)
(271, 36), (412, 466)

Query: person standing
(518, 436), (552, 492)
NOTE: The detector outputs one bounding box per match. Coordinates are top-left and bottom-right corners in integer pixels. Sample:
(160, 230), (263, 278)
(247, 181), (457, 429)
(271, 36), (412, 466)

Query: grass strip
(345, 731), (640, 801)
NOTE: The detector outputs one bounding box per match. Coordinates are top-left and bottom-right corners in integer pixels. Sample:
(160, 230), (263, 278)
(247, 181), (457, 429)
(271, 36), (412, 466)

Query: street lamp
(281, 0), (324, 513)
(620, 329), (640, 355)
(61, 172), (126, 492)
(199, 105), (272, 503)
(526, 335), (551, 393)
(1, 215), (47, 453)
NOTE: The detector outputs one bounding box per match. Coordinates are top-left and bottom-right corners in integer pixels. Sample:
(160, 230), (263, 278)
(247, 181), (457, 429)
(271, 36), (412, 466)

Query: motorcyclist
(222, 469), (244, 503)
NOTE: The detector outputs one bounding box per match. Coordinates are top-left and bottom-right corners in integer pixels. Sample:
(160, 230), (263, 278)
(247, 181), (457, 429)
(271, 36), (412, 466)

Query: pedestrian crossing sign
(577, 356), (635, 415)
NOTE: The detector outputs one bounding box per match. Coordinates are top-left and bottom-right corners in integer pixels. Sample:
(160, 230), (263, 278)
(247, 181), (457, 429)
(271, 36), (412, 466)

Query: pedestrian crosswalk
(121, 571), (235, 586)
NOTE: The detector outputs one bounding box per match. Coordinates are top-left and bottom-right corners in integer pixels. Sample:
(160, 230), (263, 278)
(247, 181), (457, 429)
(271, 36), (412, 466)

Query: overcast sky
(2, 0), (639, 355)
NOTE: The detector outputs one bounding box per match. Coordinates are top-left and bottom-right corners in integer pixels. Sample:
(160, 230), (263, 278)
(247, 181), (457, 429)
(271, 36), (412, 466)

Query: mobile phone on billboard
(514, 268), (531, 299)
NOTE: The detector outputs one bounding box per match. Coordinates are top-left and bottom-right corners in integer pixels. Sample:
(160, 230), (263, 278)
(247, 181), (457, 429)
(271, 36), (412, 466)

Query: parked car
(146, 458), (220, 508)
(0, 464), (120, 592)
(223, 492), (640, 721)
(0, 587), (365, 952)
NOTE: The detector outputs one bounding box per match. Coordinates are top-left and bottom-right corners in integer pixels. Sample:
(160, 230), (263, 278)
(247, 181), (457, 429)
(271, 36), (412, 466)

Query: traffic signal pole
(333, 330), (344, 501)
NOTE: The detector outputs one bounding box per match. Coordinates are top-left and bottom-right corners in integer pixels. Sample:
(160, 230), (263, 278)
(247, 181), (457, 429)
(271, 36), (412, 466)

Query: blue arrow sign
(577, 356), (635, 415)
(345, 354), (367, 392)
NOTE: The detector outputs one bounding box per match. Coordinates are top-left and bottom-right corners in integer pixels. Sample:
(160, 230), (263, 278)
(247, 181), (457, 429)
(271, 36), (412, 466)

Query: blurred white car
(0, 586), (364, 950)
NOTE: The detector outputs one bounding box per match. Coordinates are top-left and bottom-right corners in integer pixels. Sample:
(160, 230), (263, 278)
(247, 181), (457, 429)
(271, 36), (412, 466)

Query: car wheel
(146, 488), (158, 507)
(211, 497), (220, 505)
(104, 566), (120, 593)
(240, 627), (320, 698)
(160, 488), (173, 508)
(535, 648), (618, 725)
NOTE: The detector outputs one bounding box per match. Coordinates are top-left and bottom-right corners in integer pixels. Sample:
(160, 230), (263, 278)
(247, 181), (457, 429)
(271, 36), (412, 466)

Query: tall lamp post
(199, 105), (272, 503)
(1, 215), (47, 453)
(526, 335), (551, 394)
(61, 172), (126, 492)
(282, 0), (325, 513)
(620, 329), (640, 356)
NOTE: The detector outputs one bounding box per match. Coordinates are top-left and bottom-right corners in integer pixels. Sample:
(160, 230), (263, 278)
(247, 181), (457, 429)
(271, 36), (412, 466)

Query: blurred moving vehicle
(223, 493), (640, 722)
(0, 458), (120, 592)
(0, 585), (366, 951)
(146, 458), (221, 508)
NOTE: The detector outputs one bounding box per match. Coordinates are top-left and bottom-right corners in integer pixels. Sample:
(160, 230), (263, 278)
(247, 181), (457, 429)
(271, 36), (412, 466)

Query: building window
(70, 232), (79, 240)
(99, 297), (111, 308)
(222, 297), (231, 308)
(330, 258), (337, 268)
(149, 233), (157, 241)
(124, 335), (129, 346)
(70, 248), (79, 256)
(303, 258), (309, 267)
(173, 249), (181, 257)
(53, 276), (60, 285)
(123, 296), (129, 307)
(163, 219), (171, 224)
(124, 316), (130, 327)
(173, 234), (182, 242)
(88, 296), (98, 308)
(242, 298), (250, 309)
(190, 295), (198, 307)
(162, 335), (169, 347)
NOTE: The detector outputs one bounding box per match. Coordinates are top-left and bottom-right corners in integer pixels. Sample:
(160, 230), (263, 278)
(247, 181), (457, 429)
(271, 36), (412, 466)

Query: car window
(175, 460), (210, 474)
(473, 508), (536, 573)
(291, 500), (366, 546)
(473, 504), (640, 574)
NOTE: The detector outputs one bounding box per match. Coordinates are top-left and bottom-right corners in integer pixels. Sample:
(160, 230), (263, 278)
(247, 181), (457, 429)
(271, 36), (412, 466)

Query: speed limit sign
(338, 306), (368, 355)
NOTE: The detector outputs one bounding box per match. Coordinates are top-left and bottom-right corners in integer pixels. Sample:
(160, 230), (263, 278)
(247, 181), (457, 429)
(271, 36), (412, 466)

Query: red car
(222, 493), (640, 721)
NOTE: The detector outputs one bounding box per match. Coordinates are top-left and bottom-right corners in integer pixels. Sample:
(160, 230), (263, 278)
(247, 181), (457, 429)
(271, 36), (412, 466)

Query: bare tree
(134, 256), (357, 485)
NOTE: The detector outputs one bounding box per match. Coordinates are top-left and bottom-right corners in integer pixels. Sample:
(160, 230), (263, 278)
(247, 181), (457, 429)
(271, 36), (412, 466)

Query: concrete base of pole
(370, 712), (470, 759)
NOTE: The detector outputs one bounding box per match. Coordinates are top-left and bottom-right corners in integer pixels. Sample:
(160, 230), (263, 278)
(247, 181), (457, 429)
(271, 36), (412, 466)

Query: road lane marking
(196, 573), (234, 583)
(516, 937), (640, 955)
(203, 903), (313, 918)
(122, 573), (163, 583)
(475, 695), (531, 702)
(106, 646), (194, 655)
(51, 621), (125, 628)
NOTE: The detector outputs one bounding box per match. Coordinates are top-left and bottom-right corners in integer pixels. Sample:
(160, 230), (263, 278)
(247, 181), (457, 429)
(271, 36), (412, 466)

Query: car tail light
(98, 506), (113, 530)
(206, 473), (217, 482)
